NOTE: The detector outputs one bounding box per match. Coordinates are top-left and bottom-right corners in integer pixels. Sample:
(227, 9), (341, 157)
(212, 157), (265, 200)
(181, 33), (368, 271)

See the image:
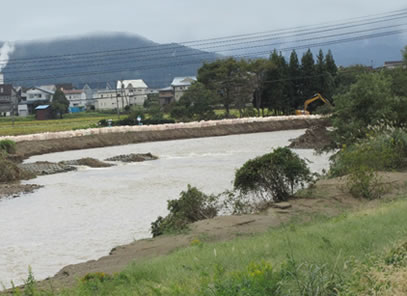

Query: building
(159, 87), (175, 105)
(116, 79), (149, 106)
(23, 87), (55, 115)
(94, 89), (126, 111)
(56, 83), (74, 91)
(63, 89), (87, 112)
(35, 105), (52, 120)
(26, 87), (54, 102)
(383, 61), (404, 69)
(171, 77), (197, 102)
(0, 84), (19, 116)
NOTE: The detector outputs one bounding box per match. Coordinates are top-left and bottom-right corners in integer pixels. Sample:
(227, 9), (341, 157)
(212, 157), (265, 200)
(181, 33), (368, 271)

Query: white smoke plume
(0, 42), (16, 72)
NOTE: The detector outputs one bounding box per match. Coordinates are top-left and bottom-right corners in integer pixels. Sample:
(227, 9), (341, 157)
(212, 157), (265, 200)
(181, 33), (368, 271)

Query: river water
(0, 130), (331, 286)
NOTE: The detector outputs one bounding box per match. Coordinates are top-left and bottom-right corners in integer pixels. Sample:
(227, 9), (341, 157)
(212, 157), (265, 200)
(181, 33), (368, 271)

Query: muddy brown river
(0, 130), (331, 287)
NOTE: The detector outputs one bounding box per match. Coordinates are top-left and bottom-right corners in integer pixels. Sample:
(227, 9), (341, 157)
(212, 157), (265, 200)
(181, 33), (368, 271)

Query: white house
(116, 79), (149, 106)
(94, 89), (126, 111)
(26, 87), (54, 102)
(63, 89), (88, 112)
(171, 77), (197, 102)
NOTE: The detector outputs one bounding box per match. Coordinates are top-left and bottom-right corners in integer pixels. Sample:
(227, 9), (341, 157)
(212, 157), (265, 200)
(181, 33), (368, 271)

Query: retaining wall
(7, 116), (328, 159)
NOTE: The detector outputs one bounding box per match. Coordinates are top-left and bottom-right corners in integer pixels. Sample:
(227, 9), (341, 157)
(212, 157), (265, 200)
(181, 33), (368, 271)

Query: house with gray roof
(116, 79), (149, 106)
(171, 76), (197, 101)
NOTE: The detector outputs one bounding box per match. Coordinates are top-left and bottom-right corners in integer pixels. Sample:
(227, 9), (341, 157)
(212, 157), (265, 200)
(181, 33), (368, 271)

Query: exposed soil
(32, 171), (407, 291)
(289, 124), (332, 150)
(0, 183), (42, 200)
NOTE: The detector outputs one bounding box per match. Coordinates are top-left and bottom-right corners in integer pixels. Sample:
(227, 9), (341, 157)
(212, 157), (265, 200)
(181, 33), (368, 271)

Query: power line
(1, 7), (407, 65)
(7, 28), (406, 84)
(4, 22), (407, 75)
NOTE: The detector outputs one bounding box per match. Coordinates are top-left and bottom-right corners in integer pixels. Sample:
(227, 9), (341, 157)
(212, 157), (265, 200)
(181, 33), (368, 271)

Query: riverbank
(22, 170), (407, 294)
(9, 116), (326, 160)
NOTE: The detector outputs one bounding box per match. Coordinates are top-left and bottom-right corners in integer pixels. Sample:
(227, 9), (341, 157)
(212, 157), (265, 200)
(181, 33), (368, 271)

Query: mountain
(313, 35), (405, 67)
(0, 33), (219, 89)
(1, 33), (405, 89)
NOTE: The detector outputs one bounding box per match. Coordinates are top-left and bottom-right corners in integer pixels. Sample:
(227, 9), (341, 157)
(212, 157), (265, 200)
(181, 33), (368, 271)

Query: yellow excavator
(295, 93), (332, 115)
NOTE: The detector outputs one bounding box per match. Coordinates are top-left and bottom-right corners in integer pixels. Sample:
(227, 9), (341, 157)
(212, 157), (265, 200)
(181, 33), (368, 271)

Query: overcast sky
(1, 0), (406, 43)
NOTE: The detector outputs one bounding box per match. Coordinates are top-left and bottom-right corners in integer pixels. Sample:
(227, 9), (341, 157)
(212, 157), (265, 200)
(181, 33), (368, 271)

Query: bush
(151, 185), (219, 237)
(0, 155), (33, 183)
(329, 128), (407, 177)
(345, 166), (386, 199)
(0, 139), (16, 154)
(233, 147), (312, 203)
(201, 261), (282, 296)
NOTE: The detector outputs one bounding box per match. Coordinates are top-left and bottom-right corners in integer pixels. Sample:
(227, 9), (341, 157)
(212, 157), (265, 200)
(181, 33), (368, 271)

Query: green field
(0, 113), (117, 136)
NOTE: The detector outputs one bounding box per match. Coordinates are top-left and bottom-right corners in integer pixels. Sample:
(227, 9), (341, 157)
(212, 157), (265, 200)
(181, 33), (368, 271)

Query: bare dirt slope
(289, 124), (332, 150)
(35, 171), (407, 290)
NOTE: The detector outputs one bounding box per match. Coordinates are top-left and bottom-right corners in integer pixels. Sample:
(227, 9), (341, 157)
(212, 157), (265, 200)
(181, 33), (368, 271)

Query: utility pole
(115, 83), (120, 120)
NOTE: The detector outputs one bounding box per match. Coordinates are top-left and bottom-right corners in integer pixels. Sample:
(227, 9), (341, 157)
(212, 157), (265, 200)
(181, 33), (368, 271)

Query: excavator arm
(296, 93), (331, 115)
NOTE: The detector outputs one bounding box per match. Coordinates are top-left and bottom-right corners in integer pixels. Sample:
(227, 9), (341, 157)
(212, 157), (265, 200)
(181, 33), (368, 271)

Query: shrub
(233, 147), (312, 203)
(0, 155), (33, 183)
(329, 128), (407, 177)
(345, 166), (386, 200)
(0, 139), (16, 154)
(151, 185), (219, 237)
(201, 261), (282, 296)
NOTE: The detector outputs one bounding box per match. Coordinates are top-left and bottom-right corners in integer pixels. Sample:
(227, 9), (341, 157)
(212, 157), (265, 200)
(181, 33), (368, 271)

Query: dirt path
(33, 171), (407, 291)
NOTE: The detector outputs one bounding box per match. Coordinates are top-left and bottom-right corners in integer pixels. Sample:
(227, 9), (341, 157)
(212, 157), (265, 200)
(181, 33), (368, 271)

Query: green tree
(403, 45), (407, 64)
(263, 50), (290, 113)
(332, 72), (393, 147)
(51, 89), (70, 119)
(248, 59), (272, 116)
(325, 49), (338, 77)
(288, 50), (302, 109)
(334, 65), (373, 96)
(230, 60), (256, 117)
(172, 82), (217, 121)
(234, 147), (312, 202)
(314, 49), (335, 101)
(300, 49), (316, 99)
(198, 58), (239, 116)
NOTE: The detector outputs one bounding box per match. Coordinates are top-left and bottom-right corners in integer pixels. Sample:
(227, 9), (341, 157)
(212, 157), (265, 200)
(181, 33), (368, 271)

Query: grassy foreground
(22, 197), (407, 295)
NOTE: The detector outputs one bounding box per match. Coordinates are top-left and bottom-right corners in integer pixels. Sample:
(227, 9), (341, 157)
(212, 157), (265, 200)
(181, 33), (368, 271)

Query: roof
(27, 87), (55, 95)
(39, 85), (56, 92)
(159, 86), (173, 91)
(35, 105), (50, 110)
(171, 77), (197, 87)
(384, 61), (404, 67)
(0, 84), (15, 96)
(117, 79), (148, 89)
(56, 83), (74, 91)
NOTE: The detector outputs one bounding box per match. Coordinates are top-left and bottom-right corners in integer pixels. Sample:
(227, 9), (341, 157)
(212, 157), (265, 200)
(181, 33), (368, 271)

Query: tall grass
(32, 198), (407, 295)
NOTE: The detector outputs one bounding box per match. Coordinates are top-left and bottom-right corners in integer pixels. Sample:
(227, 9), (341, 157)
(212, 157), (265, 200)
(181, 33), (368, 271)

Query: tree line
(172, 48), (338, 120)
